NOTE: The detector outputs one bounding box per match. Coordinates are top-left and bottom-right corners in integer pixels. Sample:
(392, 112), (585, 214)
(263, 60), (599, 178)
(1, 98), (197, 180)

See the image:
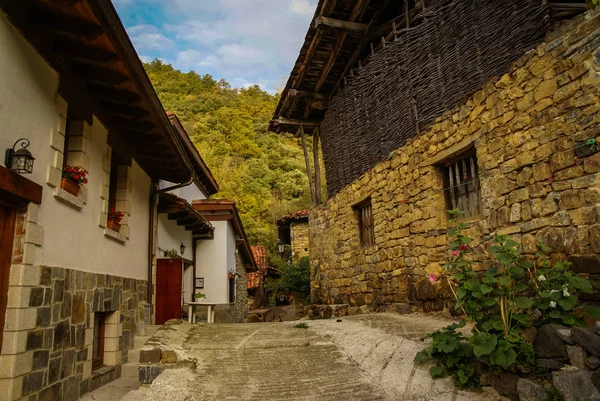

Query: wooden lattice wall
(320, 0), (550, 197)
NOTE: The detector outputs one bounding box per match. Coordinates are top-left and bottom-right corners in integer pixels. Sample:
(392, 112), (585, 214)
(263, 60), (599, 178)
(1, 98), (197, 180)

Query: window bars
(442, 150), (481, 219)
(355, 199), (375, 247)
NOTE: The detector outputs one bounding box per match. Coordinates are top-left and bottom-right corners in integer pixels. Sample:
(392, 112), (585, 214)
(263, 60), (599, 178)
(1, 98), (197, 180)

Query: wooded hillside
(144, 60), (321, 250)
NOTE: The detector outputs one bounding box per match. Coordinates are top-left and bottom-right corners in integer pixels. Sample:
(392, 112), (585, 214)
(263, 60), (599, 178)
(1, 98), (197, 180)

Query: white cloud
(291, 0), (317, 14)
(127, 25), (175, 51)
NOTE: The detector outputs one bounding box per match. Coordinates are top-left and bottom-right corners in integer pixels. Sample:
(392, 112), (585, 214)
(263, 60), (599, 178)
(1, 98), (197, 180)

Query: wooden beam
(111, 116), (156, 132)
(201, 213), (234, 222)
(99, 101), (149, 118)
(27, 6), (103, 39)
(53, 37), (118, 65)
(71, 62), (129, 85)
(0, 166), (43, 205)
(310, 101), (328, 110)
(313, 128), (322, 204)
(272, 117), (321, 128)
(300, 126), (316, 205)
(314, 0), (370, 92)
(287, 89), (327, 101)
(314, 16), (368, 32)
(87, 84), (141, 104)
(177, 218), (197, 226)
(167, 212), (188, 220)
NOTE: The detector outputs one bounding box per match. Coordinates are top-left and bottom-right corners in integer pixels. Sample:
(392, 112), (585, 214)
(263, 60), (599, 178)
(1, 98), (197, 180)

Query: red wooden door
(0, 205), (16, 350)
(155, 258), (183, 325)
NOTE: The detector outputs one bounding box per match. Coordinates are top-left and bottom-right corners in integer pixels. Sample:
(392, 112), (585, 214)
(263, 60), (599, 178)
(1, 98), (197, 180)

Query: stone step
(127, 349), (140, 364)
(121, 362), (139, 379)
(120, 387), (149, 401)
(133, 336), (150, 350)
(143, 325), (161, 337)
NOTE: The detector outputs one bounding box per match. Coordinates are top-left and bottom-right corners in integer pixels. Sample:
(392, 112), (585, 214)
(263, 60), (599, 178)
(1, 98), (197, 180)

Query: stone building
(277, 209), (310, 261)
(271, 1), (600, 312)
(0, 1), (253, 400)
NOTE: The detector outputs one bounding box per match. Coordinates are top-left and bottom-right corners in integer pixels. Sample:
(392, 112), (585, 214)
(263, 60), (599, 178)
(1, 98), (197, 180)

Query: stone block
(571, 327), (600, 356)
(517, 378), (549, 401)
(139, 365), (164, 385)
(140, 348), (161, 364)
(161, 350), (177, 363)
(535, 324), (569, 359)
(568, 254), (600, 274)
(552, 371), (600, 401)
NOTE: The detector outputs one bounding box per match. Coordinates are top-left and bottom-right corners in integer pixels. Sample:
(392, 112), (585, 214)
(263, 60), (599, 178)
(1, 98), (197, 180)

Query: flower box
(107, 220), (121, 232)
(61, 177), (80, 196)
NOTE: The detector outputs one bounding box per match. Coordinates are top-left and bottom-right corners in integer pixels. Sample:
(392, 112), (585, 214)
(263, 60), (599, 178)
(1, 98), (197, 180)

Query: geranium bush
(415, 209), (598, 389)
(62, 165), (88, 185)
(108, 209), (124, 224)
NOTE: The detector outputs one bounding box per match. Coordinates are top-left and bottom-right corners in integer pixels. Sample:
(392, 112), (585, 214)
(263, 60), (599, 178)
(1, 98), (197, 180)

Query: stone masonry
(309, 10), (600, 312)
(291, 221), (310, 261)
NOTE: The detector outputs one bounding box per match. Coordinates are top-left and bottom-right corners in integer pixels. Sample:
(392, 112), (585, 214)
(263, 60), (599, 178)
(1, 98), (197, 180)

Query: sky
(113, 0), (318, 93)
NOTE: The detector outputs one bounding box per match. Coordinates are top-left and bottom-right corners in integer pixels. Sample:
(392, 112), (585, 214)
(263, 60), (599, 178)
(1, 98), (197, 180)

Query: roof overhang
(270, 0), (587, 134)
(192, 200), (257, 271)
(167, 113), (220, 196)
(158, 193), (214, 240)
(0, 0), (193, 183)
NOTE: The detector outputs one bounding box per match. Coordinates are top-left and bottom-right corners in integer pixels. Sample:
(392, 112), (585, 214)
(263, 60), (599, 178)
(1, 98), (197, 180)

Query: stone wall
(2, 258), (147, 400)
(235, 254), (248, 323)
(309, 10), (600, 312)
(290, 221), (309, 261)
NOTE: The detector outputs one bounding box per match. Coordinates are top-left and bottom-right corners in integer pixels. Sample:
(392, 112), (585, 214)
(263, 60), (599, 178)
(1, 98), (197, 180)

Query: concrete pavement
(130, 313), (506, 401)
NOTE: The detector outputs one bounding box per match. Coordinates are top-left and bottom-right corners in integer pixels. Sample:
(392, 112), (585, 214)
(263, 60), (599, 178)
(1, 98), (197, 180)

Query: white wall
(0, 13), (151, 280)
(157, 214), (193, 259)
(195, 220), (229, 303)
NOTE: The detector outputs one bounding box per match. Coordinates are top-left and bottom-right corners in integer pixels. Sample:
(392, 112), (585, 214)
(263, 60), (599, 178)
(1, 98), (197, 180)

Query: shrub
(415, 209), (599, 388)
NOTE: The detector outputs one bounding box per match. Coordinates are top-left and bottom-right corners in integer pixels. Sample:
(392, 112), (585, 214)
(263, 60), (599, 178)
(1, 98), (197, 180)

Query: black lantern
(277, 239), (285, 256)
(5, 138), (35, 174)
(180, 243), (186, 256)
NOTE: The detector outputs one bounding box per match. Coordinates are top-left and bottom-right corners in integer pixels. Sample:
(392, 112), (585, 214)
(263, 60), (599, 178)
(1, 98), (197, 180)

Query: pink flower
(452, 250), (459, 256)
(428, 274), (438, 282)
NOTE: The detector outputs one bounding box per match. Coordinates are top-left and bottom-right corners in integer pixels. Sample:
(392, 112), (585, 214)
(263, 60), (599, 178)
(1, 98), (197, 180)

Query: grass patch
(294, 322), (309, 329)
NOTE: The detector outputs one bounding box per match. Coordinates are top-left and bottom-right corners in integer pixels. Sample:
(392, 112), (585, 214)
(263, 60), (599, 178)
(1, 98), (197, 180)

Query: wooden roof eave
(158, 193), (214, 237)
(0, 0), (194, 183)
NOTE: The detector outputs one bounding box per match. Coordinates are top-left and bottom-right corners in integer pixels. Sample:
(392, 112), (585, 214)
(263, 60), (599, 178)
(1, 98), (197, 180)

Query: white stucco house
(156, 113), (256, 325)
(0, 1), (253, 400)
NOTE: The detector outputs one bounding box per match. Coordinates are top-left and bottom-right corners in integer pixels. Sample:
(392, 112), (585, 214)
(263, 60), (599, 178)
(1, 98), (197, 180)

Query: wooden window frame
(62, 116), (72, 170)
(108, 156), (119, 214)
(354, 198), (375, 248)
(440, 148), (481, 220)
(92, 312), (106, 371)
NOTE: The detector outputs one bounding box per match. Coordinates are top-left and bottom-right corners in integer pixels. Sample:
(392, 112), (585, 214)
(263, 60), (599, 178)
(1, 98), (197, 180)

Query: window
(108, 156), (120, 214)
(92, 312), (106, 370)
(62, 116), (72, 169)
(441, 149), (481, 219)
(354, 198), (375, 248)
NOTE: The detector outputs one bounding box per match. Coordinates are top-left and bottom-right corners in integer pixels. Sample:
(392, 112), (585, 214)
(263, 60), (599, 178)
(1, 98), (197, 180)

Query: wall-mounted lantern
(277, 239), (285, 256)
(180, 243), (186, 256)
(5, 138), (35, 174)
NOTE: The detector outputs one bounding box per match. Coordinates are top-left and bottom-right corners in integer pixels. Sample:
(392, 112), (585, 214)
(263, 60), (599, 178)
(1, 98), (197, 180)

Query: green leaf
(483, 298), (497, 307)
(510, 267), (525, 279)
(549, 310), (561, 319)
(515, 283), (528, 292)
(507, 329), (521, 343)
(561, 313), (576, 326)
(585, 306), (600, 319)
(430, 365), (445, 378)
(489, 345), (517, 369)
(457, 287), (467, 299)
(557, 296), (578, 311)
(470, 333), (498, 356)
(414, 349), (430, 363)
(455, 300), (465, 310)
(480, 284), (493, 295)
(499, 277), (511, 286)
(513, 314), (532, 326)
(514, 296), (534, 310)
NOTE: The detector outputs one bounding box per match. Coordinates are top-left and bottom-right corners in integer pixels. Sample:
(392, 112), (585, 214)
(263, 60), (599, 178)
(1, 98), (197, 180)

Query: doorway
(0, 205), (16, 350)
(155, 258), (183, 325)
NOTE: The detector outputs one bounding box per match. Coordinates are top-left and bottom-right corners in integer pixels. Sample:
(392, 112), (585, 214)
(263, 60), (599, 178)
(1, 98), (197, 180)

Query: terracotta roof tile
(277, 208), (310, 225)
(248, 245), (268, 289)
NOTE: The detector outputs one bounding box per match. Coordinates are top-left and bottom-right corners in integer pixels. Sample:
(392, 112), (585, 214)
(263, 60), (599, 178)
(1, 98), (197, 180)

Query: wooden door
(155, 258), (183, 325)
(0, 205), (16, 350)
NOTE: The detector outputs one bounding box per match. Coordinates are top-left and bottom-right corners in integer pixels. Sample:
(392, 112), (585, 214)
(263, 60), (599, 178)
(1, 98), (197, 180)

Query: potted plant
(107, 209), (124, 232)
(61, 165), (88, 196)
(164, 249), (179, 258)
(194, 292), (206, 301)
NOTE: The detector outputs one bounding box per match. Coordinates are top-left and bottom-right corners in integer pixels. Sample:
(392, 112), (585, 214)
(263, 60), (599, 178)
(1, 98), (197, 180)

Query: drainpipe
(192, 238), (197, 302)
(147, 180), (159, 305)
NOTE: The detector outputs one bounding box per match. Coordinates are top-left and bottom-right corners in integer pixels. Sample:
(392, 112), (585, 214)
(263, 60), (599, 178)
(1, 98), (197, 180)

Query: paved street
(123, 314), (506, 401)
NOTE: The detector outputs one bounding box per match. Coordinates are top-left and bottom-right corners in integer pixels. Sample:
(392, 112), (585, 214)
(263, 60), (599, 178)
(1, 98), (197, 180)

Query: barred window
(441, 149), (481, 219)
(355, 198), (375, 247)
